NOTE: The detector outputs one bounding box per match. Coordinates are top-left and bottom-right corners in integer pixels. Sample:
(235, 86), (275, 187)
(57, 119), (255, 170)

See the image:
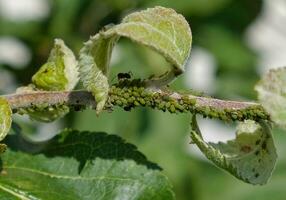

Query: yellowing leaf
(0, 97), (12, 141)
(190, 116), (277, 185)
(79, 6), (192, 113)
(255, 67), (286, 129)
(32, 38), (79, 91)
(19, 39), (79, 122)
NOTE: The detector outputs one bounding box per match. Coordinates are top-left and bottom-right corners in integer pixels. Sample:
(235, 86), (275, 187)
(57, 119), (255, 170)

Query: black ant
(117, 71), (133, 80)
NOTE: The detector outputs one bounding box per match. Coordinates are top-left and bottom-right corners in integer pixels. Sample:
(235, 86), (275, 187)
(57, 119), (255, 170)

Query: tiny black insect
(123, 105), (133, 111)
(117, 72), (132, 80)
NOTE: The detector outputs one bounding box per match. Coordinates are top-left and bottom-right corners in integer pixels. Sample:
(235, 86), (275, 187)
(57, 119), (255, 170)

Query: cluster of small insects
(108, 75), (270, 122)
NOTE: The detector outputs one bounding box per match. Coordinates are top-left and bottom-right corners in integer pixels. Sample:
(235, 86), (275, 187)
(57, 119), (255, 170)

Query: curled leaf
(255, 67), (286, 128)
(115, 6), (192, 71)
(0, 97), (12, 141)
(19, 39), (79, 122)
(79, 33), (118, 113)
(32, 38), (79, 91)
(79, 6), (192, 113)
(190, 116), (277, 185)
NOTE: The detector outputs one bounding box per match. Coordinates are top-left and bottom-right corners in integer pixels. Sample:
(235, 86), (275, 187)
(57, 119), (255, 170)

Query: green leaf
(0, 97), (12, 142)
(117, 6), (192, 71)
(0, 130), (174, 200)
(32, 38), (79, 91)
(17, 39), (79, 122)
(79, 6), (192, 113)
(255, 67), (286, 129)
(190, 116), (277, 185)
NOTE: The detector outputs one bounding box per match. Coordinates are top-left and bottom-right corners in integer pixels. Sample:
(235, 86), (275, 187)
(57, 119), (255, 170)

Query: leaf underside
(190, 116), (277, 185)
(0, 130), (174, 200)
(255, 66), (286, 129)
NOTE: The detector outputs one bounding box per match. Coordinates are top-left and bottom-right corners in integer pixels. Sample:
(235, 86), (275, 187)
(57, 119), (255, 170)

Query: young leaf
(190, 116), (277, 185)
(0, 130), (174, 200)
(0, 97), (12, 142)
(79, 6), (192, 113)
(18, 39), (79, 122)
(255, 67), (286, 128)
(32, 38), (79, 91)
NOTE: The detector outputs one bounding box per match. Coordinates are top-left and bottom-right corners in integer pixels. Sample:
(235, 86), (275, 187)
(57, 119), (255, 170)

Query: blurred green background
(1, 0), (286, 199)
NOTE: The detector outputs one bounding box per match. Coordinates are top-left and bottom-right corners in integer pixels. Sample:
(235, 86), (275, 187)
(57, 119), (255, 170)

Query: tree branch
(2, 81), (269, 122)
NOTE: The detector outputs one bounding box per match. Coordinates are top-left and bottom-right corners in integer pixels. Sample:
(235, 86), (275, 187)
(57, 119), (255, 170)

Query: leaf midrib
(4, 166), (138, 182)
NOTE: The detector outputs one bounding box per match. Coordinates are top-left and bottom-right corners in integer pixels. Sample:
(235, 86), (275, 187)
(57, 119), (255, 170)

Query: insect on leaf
(18, 39), (79, 122)
(190, 115), (277, 185)
(79, 6), (192, 114)
(0, 97), (12, 142)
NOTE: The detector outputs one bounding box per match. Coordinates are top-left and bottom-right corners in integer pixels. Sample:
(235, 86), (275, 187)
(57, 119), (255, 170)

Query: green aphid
(189, 98), (196, 105)
(115, 100), (123, 106)
(218, 113), (228, 121)
(110, 85), (117, 91)
(112, 95), (119, 101)
(166, 102), (171, 108)
(138, 87), (145, 93)
(138, 98), (146, 105)
(237, 112), (243, 120)
(169, 105), (176, 113)
(127, 89), (133, 95)
(132, 91), (140, 97)
(181, 95), (189, 101)
(195, 107), (203, 114)
(209, 111), (219, 119)
(121, 98), (128, 105)
(158, 102), (166, 109)
(162, 95), (171, 101)
(155, 99), (161, 104)
(123, 93), (130, 99)
(231, 114), (238, 120)
(134, 101), (140, 106)
(204, 106), (211, 115)
(175, 104), (184, 112)
(153, 93), (160, 99)
(257, 111), (266, 118)
(133, 86), (138, 91)
(128, 96), (136, 103)
(141, 91), (148, 97)
(145, 100), (152, 106)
